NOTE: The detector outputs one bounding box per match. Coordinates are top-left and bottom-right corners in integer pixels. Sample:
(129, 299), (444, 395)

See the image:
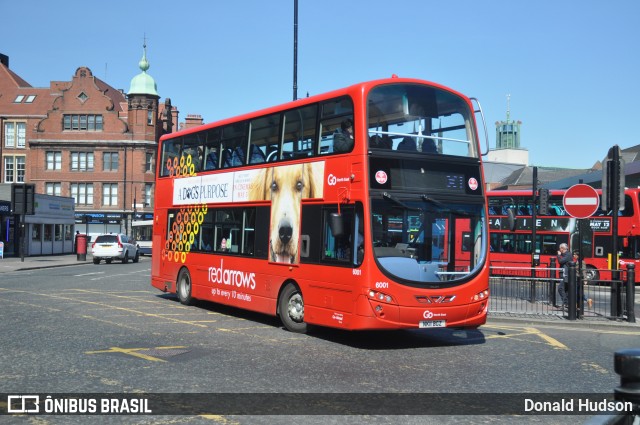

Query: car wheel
(278, 283), (307, 333)
(106, 259), (112, 264)
(177, 268), (192, 305)
(93, 258), (100, 265)
(122, 251), (128, 264)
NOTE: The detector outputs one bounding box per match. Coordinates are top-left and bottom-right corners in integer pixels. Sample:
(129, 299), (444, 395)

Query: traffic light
(538, 188), (550, 215)
(601, 146), (625, 212)
(11, 183), (35, 215)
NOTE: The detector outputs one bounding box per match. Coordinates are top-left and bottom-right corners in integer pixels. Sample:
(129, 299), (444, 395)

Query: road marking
(3, 289), (209, 328)
(73, 272), (105, 277)
(582, 362), (609, 374)
(494, 323), (640, 336)
(484, 324), (569, 350)
(0, 297), (63, 312)
(526, 327), (569, 350)
(86, 346), (187, 362)
(200, 415), (241, 424)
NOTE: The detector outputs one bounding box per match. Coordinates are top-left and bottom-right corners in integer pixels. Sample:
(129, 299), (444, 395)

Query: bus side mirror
(329, 213), (344, 237)
(507, 208), (517, 232)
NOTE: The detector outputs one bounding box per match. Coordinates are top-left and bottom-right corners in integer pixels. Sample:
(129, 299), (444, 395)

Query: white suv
(91, 234), (139, 264)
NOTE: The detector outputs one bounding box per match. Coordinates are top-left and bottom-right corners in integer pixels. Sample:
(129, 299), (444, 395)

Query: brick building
(0, 46), (180, 246)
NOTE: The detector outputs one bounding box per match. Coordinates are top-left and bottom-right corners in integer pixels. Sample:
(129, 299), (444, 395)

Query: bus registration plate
(419, 320), (446, 328)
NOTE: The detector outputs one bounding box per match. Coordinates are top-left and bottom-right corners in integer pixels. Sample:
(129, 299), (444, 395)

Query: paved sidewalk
(487, 311), (639, 329)
(0, 253), (88, 272)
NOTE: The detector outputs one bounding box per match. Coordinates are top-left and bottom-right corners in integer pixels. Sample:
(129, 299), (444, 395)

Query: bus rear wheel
(278, 283), (307, 333)
(177, 268), (192, 305)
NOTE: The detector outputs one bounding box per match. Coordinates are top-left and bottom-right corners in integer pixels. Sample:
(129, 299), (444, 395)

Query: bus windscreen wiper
(421, 194), (445, 208)
(382, 192), (418, 210)
(421, 194), (474, 217)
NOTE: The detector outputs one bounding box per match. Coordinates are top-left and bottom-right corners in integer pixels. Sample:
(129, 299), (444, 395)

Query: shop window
(32, 224), (42, 241)
(43, 224), (53, 241)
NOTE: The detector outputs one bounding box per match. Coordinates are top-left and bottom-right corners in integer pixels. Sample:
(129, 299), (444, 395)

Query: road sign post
(11, 184), (35, 263)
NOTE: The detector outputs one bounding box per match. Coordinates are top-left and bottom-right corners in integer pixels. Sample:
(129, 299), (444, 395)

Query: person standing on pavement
(557, 243), (571, 307)
(573, 250), (594, 308)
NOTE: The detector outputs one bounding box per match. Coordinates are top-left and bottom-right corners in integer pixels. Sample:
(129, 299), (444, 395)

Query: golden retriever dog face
(249, 162), (324, 264)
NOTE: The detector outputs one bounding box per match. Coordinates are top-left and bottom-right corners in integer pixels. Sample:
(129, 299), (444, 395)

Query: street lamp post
(293, 0), (298, 101)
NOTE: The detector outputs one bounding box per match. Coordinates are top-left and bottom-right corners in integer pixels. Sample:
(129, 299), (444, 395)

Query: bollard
(549, 257), (558, 306)
(612, 268), (623, 318)
(626, 264), (636, 324)
(567, 261), (577, 320)
(614, 348), (640, 415)
(585, 350), (640, 425)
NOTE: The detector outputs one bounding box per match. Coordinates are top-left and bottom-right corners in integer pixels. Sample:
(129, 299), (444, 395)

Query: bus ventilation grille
(415, 295), (456, 304)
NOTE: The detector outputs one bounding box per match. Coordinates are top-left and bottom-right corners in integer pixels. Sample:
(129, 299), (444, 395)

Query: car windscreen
(95, 235), (118, 243)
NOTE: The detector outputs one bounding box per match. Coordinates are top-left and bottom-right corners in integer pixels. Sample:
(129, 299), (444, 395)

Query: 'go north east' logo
(327, 173), (350, 186)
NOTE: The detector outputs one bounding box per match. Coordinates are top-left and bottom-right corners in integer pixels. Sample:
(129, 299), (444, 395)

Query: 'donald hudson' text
(524, 398), (633, 413)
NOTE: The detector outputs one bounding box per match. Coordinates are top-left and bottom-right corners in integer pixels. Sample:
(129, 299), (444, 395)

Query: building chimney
(182, 114), (204, 130)
(0, 54), (9, 68)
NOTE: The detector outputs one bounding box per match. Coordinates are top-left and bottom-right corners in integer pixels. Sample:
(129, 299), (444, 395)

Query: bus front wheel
(278, 283), (307, 333)
(177, 268), (192, 305)
(585, 266), (599, 282)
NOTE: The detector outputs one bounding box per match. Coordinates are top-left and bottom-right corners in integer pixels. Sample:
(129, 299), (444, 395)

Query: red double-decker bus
(487, 188), (640, 281)
(151, 77), (490, 332)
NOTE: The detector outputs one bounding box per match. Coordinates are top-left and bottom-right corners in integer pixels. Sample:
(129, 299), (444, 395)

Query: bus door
(153, 212), (167, 279)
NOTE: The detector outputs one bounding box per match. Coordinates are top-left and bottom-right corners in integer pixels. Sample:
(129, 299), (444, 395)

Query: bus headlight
(367, 289), (396, 304)
(472, 290), (489, 302)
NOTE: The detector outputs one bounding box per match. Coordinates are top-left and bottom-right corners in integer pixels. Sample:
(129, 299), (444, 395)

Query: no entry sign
(563, 184), (600, 218)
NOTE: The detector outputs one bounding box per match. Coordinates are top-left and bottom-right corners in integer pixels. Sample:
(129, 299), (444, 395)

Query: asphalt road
(0, 258), (638, 424)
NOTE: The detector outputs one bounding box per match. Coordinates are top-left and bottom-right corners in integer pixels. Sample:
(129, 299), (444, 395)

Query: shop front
(74, 212), (124, 243)
(25, 194), (76, 256)
(0, 200), (15, 257)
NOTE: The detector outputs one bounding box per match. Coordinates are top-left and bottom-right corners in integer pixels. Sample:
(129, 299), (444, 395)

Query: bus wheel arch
(584, 265), (599, 281)
(177, 267), (193, 305)
(277, 281), (308, 333)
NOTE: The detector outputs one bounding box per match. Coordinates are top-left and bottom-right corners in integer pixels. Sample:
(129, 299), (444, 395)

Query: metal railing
(489, 262), (636, 323)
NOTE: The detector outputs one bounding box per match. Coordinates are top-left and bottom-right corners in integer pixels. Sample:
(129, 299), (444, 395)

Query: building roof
(94, 75), (127, 113)
(494, 166), (592, 189)
(483, 161), (524, 187)
(0, 61), (52, 116)
(128, 44), (158, 97)
(0, 63), (31, 88)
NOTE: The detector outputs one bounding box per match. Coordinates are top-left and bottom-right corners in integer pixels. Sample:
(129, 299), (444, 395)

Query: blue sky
(2, 0), (639, 169)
